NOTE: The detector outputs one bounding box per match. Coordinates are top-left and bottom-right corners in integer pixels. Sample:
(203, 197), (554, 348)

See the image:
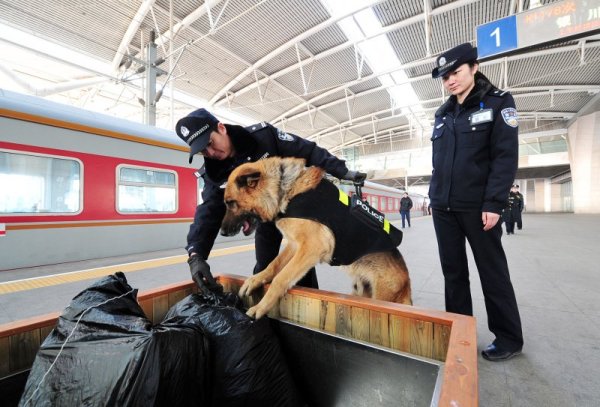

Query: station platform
(1, 213), (599, 406)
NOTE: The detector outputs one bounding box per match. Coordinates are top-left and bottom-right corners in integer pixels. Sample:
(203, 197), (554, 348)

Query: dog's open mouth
(241, 217), (259, 236)
(221, 214), (260, 237)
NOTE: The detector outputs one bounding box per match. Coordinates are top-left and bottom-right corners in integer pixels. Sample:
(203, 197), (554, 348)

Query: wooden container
(0, 274), (477, 406)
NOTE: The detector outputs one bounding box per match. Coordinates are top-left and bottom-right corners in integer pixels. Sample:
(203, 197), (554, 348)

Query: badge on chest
(469, 109), (493, 125)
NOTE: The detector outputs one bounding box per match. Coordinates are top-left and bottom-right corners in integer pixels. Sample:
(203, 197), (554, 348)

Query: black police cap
(175, 108), (219, 163)
(431, 43), (478, 79)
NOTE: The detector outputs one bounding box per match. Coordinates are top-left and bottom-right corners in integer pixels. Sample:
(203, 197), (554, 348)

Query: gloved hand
(342, 170), (367, 185)
(187, 255), (223, 295)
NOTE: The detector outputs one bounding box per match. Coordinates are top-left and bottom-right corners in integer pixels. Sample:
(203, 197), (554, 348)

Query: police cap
(175, 108), (220, 163)
(431, 43), (478, 79)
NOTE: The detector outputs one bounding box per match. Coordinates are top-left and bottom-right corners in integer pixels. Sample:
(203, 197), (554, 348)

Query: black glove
(342, 170), (367, 185)
(187, 255), (223, 295)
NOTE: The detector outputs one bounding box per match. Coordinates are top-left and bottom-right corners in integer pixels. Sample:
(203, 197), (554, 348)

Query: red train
(0, 90), (426, 270)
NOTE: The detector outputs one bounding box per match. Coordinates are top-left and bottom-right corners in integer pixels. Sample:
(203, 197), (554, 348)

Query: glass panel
(0, 151), (81, 214)
(117, 166), (177, 213)
(118, 185), (176, 212)
(119, 167), (175, 186)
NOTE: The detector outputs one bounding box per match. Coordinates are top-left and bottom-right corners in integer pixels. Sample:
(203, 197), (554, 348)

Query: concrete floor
(1, 213), (599, 406)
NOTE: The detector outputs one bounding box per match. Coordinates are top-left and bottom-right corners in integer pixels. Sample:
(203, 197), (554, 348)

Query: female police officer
(429, 43), (523, 361)
(175, 108), (365, 295)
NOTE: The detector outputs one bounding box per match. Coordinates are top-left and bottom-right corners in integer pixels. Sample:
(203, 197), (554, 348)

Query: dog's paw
(246, 304), (268, 320)
(238, 276), (263, 297)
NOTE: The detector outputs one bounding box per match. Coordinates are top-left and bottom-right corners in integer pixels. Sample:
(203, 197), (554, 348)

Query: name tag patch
(469, 109), (493, 125)
(501, 108), (519, 128)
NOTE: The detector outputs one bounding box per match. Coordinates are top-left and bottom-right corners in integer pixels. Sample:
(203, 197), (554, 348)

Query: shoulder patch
(247, 122), (268, 132)
(277, 128), (294, 141)
(491, 88), (510, 97)
(501, 108), (519, 128)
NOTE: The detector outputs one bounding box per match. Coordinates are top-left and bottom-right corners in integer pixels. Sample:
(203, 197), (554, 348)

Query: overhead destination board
(477, 0), (600, 59)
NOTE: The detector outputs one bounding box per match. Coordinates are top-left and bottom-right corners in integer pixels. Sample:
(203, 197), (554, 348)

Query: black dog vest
(280, 180), (402, 266)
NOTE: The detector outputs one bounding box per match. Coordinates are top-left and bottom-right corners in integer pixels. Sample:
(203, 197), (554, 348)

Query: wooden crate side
(368, 311), (390, 347)
(319, 300), (337, 333)
(9, 330), (40, 372)
(410, 320), (434, 359)
(433, 324), (451, 361)
(0, 336), (8, 377)
(335, 304), (352, 337)
(152, 294), (169, 324)
(389, 314), (411, 353)
(305, 297), (321, 329)
(139, 299), (153, 321)
(167, 288), (189, 308)
(350, 307), (370, 342)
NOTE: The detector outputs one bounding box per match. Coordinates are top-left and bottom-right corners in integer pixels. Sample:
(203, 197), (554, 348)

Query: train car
(0, 89), (427, 270)
(338, 180), (430, 221)
(0, 89), (197, 270)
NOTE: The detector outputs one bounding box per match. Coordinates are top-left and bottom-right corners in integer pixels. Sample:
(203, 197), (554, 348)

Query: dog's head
(220, 159), (285, 237)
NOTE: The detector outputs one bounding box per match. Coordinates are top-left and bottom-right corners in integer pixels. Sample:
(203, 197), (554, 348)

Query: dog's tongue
(242, 220), (250, 234)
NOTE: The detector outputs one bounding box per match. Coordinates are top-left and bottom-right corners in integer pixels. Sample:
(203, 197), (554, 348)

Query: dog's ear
(236, 171), (261, 189)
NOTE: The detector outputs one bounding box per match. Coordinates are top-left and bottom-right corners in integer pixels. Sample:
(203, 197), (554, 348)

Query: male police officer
(430, 43), (524, 361)
(176, 108), (366, 294)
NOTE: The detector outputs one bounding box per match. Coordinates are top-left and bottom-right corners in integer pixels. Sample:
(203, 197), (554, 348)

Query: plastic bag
(166, 291), (304, 407)
(19, 272), (210, 407)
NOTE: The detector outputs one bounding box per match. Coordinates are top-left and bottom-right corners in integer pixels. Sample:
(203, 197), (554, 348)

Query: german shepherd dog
(220, 157), (412, 319)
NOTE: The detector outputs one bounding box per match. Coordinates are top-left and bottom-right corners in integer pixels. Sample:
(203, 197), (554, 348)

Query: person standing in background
(515, 184), (524, 230)
(502, 185), (520, 235)
(429, 43), (524, 361)
(399, 192), (413, 228)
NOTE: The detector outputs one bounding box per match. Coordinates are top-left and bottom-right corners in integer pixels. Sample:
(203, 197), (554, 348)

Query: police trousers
(432, 209), (523, 351)
(252, 221), (319, 289)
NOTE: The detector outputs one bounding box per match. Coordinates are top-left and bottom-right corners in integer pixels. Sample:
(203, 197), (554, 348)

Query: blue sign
(476, 15), (518, 58)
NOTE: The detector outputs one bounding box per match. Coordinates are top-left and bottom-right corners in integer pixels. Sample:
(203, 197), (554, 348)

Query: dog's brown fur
(220, 157), (412, 319)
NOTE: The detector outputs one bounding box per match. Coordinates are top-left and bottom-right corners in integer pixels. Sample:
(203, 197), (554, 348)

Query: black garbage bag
(167, 291), (304, 407)
(19, 272), (210, 407)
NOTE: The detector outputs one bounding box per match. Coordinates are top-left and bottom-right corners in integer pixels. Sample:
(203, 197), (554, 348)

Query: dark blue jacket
(428, 78), (519, 214)
(186, 122), (349, 258)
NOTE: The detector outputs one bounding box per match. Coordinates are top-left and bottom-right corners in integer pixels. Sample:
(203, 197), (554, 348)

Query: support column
(567, 111), (600, 214)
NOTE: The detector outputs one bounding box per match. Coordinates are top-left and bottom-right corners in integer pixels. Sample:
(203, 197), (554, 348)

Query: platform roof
(0, 0), (598, 160)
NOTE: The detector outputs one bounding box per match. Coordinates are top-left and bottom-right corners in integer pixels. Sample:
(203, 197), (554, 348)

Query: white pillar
(567, 111), (600, 213)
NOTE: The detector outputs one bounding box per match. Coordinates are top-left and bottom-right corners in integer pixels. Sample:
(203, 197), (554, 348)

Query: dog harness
(281, 179), (403, 266)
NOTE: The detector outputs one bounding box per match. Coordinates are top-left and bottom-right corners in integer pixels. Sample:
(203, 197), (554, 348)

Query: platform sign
(518, 0), (600, 48)
(477, 0), (600, 59)
(477, 15), (518, 58)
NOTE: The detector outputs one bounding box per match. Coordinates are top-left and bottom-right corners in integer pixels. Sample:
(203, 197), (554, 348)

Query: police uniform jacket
(502, 192), (521, 223)
(429, 77), (519, 214)
(186, 123), (350, 258)
(282, 179), (402, 266)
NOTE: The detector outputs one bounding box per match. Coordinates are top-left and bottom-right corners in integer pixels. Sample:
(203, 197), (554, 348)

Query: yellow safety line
(0, 243), (255, 295)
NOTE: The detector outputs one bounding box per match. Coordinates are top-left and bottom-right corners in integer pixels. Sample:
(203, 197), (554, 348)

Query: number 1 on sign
(491, 26), (500, 47)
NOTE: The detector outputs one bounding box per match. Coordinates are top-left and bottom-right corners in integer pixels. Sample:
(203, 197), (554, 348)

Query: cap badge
(438, 57), (446, 67)
(180, 126), (189, 137)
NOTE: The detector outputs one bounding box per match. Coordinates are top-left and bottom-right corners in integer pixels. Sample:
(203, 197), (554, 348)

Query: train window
(370, 196), (379, 210)
(0, 150), (82, 215)
(116, 165), (177, 214)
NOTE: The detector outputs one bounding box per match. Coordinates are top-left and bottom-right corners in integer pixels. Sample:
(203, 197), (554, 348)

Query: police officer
(502, 185), (521, 235)
(175, 108), (366, 294)
(515, 184), (524, 229)
(429, 43), (524, 361)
